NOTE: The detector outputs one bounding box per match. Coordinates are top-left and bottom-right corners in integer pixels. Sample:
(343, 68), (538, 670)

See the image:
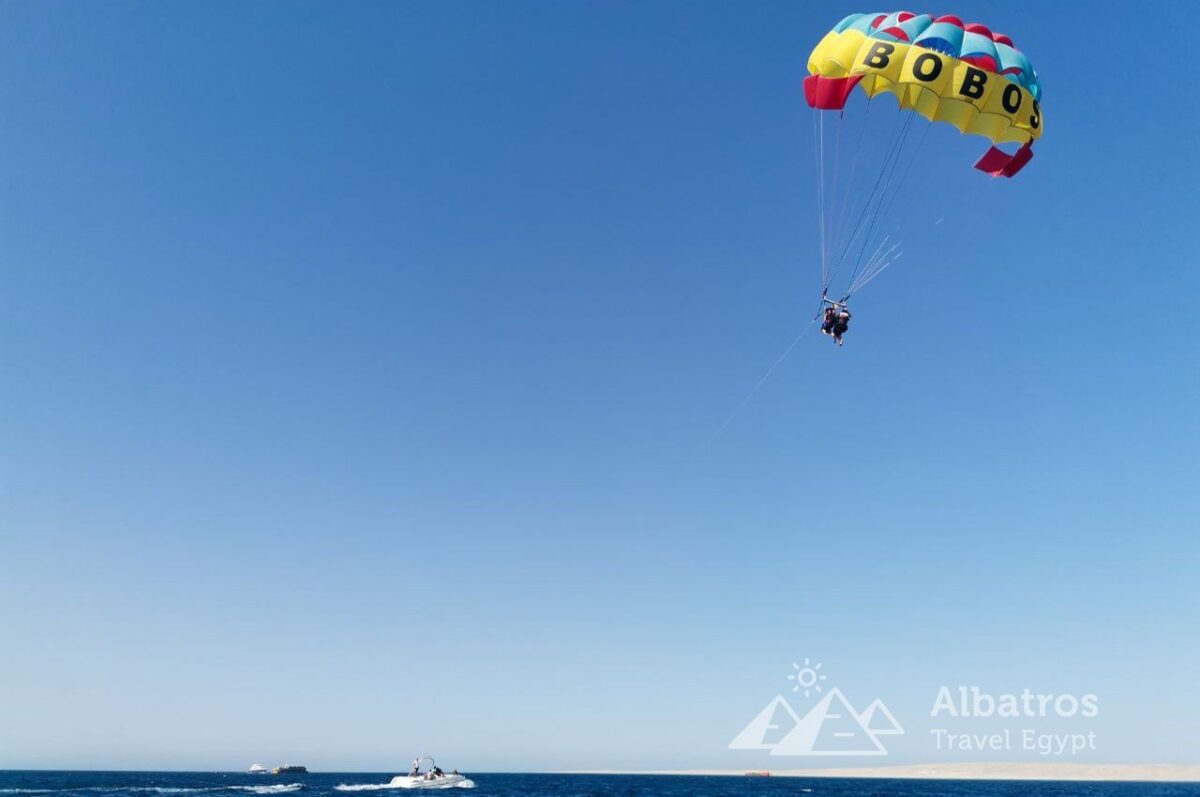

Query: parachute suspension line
(813, 110), (828, 295)
(842, 114), (930, 299)
(842, 109), (917, 298)
(870, 117), (934, 249)
(854, 109), (914, 258)
(853, 235), (894, 289)
(816, 112), (825, 295)
(839, 236), (893, 299)
(846, 242), (902, 297)
(828, 99), (873, 271)
(855, 248), (903, 292)
(820, 110), (833, 292)
(848, 250), (903, 295)
(826, 104), (909, 292)
(823, 110), (845, 296)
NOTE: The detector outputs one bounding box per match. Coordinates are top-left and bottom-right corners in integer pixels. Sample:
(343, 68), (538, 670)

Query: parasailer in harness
(832, 306), (851, 345)
(820, 300), (851, 346)
(821, 305), (838, 337)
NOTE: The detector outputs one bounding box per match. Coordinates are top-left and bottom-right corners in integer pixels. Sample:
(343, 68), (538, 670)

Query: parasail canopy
(806, 11), (1043, 178)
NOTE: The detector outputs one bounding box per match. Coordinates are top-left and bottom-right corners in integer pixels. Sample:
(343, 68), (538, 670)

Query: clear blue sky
(1, 0), (1196, 773)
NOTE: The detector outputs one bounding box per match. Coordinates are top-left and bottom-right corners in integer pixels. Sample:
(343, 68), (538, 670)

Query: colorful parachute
(805, 11), (1044, 304)
(807, 11), (1043, 177)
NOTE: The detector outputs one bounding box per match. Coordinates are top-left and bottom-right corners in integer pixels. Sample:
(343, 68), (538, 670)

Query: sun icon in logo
(787, 658), (827, 698)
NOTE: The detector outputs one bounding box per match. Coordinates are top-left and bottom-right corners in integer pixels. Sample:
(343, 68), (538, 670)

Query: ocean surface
(2, 771), (1199, 797)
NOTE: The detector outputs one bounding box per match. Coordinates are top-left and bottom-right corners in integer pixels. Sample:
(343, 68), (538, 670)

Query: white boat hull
(386, 775), (472, 790)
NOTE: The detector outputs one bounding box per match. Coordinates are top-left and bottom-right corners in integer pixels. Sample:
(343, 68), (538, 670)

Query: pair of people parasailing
(820, 300), (852, 346)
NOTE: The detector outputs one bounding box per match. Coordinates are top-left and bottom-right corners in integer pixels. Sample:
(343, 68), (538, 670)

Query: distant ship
(272, 766), (308, 775)
(247, 765), (268, 775)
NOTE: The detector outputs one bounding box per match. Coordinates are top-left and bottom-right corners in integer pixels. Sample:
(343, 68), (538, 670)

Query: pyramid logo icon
(860, 698), (904, 736)
(728, 696), (800, 750)
(729, 660), (904, 756)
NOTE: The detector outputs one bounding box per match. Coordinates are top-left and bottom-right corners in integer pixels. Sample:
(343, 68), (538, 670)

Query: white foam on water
(334, 784), (473, 792)
(333, 786), (396, 792)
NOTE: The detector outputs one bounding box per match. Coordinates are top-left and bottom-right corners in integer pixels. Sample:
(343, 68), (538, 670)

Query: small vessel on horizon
(247, 765), (268, 775)
(272, 766), (308, 775)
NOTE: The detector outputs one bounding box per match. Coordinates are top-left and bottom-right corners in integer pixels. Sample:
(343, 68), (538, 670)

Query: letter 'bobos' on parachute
(806, 11), (1043, 177)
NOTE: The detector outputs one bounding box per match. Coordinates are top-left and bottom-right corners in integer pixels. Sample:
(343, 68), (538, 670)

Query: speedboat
(388, 756), (472, 789)
(247, 764), (268, 775)
(386, 773), (469, 790)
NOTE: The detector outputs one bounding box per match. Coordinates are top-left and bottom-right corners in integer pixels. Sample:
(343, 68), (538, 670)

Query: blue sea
(2, 772), (1199, 797)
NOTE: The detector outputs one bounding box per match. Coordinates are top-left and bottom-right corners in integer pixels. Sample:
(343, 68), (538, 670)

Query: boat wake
(333, 787), (396, 792)
(334, 783), (473, 792)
